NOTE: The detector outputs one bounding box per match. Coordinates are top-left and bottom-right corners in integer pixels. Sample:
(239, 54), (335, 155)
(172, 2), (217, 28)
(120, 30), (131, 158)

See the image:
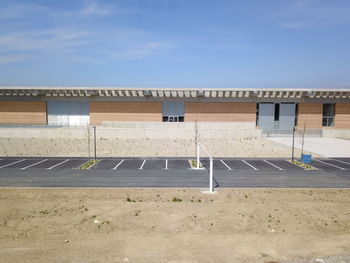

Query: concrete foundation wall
(322, 129), (350, 139)
(185, 102), (256, 122)
(0, 123), (284, 157)
(0, 101), (47, 124)
(90, 102), (162, 125)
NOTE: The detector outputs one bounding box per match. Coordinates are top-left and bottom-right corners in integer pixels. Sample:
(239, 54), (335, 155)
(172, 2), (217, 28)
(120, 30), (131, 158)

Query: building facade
(0, 87), (350, 133)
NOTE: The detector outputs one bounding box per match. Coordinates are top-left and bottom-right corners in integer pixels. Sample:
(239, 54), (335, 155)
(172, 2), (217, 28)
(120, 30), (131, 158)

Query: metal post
(292, 127), (295, 161)
(93, 126), (97, 161)
(209, 157), (213, 192)
(196, 144), (200, 169)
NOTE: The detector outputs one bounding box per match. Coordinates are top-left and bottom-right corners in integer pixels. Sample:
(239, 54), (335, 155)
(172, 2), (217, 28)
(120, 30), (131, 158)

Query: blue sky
(0, 0), (350, 88)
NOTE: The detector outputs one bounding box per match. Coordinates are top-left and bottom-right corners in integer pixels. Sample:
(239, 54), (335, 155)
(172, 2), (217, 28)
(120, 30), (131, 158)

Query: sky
(0, 0), (350, 88)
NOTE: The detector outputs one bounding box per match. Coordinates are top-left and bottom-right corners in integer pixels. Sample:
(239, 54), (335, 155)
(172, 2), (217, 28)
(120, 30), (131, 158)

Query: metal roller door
(47, 101), (90, 126)
(279, 103), (296, 130)
(162, 101), (184, 116)
(258, 103), (274, 130)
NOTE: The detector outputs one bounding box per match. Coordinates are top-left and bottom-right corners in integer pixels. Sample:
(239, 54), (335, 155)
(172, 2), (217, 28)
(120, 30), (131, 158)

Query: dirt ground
(0, 137), (315, 158)
(0, 188), (349, 263)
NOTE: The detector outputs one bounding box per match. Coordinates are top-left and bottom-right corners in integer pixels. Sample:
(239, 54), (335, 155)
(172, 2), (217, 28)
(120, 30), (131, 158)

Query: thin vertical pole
(94, 126), (97, 161)
(292, 127), (295, 161)
(209, 158), (213, 192)
(196, 144), (200, 169)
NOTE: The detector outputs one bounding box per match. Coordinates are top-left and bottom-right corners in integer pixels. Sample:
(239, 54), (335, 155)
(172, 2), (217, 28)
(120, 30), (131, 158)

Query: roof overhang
(0, 86), (350, 100)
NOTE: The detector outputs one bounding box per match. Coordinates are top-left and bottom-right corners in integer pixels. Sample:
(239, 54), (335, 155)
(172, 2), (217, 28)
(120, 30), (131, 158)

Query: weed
(289, 160), (318, 170)
(172, 197), (182, 202)
(39, 210), (49, 215)
(189, 159), (202, 168)
(127, 197), (136, 202)
(78, 159), (100, 170)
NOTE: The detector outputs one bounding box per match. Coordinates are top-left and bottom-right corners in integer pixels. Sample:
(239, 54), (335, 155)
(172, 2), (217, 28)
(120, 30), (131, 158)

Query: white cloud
(0, 27), (172, 64)
(79, 0), (113, 16)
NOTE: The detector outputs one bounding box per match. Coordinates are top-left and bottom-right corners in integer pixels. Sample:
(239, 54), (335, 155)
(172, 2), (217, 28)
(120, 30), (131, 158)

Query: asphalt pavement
(0, 157), (350, 188)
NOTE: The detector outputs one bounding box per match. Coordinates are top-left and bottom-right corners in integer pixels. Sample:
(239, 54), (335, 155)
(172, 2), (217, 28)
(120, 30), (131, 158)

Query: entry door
(168, 116), (179, 122)
(258, 103), (274, 130)
(279, 103), (296, 130)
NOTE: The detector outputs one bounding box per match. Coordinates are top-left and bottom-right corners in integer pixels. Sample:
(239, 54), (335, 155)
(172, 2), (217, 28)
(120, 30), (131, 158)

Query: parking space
(328, 159), (350, 168)
(92, 159), (123, 170)
(167, 159), (191, 170)
(221, 160), (258, 170)
(0, 159), (23, 168)
(117, 159), (144, 170)
(2, 159), (43, 169)
(53, 159), (89, 169)
(201, 159), (230, 170)
(142, 160), (167, 170)
(265, 160), (305, 170)
(312, 159), (347, 171)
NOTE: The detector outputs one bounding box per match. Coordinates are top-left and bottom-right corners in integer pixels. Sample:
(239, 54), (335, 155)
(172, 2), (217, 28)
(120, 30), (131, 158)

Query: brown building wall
(334, 103), (350, 129)
(297, 103), (323, 129)
(90, 102), (162, 125)
(0, 101), (47, 124)
(185, 102), (256, 122)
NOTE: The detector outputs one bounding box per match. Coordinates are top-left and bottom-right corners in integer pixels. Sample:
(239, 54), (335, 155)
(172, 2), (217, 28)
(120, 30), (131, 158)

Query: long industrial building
(0, 86), (350, 133)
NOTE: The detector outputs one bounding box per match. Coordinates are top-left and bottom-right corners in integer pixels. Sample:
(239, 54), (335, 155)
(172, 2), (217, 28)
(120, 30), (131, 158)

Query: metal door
(279, 103), (296, 130)
(258, 103), (274, 130)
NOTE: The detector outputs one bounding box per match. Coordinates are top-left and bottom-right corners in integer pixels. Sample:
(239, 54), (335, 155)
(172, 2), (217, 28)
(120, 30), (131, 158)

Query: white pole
(196, 144), (200, 169)
(209, 157), (213, 192)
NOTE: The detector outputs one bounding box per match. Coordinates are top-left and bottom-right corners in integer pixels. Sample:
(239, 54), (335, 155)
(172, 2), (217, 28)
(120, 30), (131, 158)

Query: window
(322, 104), (335, 127)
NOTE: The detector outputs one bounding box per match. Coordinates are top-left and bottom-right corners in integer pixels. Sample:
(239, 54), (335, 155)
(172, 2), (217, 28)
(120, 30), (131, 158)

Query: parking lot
(1, 156), (350, 188)
(0, 157), (350, 172)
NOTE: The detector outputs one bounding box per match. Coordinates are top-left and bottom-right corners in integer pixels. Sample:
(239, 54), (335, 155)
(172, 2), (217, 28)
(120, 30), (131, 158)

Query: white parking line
(220, 160), (233, 170)
(165, 159), (168, 170)
(242, 160), (259, 170)
(332, 159), (350, 166)
(315, 160), (347, 170)
(47, 159), (70, 170)
(139, 159), (146, 170)
(112, 160), (124, 170)
(21, 159), (48, 170)
(263, 160), (285, 170)
(0, 159), (26, 168)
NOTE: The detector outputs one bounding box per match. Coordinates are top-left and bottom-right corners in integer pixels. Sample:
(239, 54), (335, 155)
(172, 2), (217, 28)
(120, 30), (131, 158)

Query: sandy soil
(0, 188), (349, 263)
(0, 137), (315, 157)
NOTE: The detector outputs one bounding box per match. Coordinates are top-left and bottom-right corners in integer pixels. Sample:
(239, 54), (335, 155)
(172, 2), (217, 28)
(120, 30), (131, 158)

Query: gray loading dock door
(258, 103), (296, 131)
(258, 103), (274, 130)
(279, 103), (296, 130)
(47, 101), (90, 126)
